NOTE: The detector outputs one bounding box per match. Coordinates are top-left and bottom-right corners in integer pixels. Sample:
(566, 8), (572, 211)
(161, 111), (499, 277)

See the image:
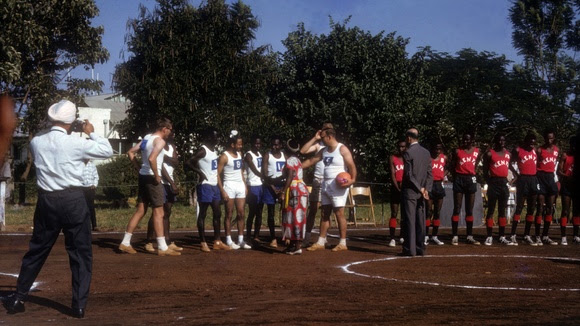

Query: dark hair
(250, 134), (261, 144)
(228, 130), (242, 146)
(324, 128), (336, 137)
(524, 132), (536, 142)
(202, 127), (218, 141)
(406, 130), (418, 140)
(543, 129), (555, 138)
(156, 117), (172, 130)
(493, 133), (505, 143)
(271, 134), (282, 143)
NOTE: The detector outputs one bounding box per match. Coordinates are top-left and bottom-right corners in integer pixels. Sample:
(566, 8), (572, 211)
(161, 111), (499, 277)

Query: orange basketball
(335, 172), (352, 188)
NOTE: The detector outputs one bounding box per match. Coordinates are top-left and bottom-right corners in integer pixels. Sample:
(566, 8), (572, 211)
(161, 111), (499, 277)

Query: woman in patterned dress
(281, 139), (309, 255)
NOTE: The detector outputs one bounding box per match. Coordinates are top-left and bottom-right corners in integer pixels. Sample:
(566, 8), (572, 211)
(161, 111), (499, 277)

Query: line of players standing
(389, 130), (579, 247)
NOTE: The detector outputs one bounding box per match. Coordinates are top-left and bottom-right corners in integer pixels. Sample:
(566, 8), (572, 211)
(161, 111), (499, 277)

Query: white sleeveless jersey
(161, 144), (175, 185)
(199, 145), (218, 185)
(139, 134), (164, 176)
(322, 143), (346, 179)
(267, 151), (286, 178)
(223, 151), (243, 183)
(314, 143), (326, 179)
(245, 151), (262, 186)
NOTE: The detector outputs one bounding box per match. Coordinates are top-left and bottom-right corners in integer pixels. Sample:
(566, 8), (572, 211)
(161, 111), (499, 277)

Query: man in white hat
(2, 100), (113, 318)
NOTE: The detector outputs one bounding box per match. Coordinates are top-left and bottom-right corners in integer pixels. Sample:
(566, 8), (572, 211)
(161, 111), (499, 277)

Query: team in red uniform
(450, 133), (481, 245)
(557, 136), (578, 245)
(388, 140), (406, 247)
(482, 134), (514, 245)
(425, 142), (446, 245)
(535, 130), (559, 245)
(509, 133), (541, 246)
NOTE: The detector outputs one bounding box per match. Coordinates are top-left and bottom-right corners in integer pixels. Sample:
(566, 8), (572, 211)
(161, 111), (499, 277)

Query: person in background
(82, 160), (99, 231)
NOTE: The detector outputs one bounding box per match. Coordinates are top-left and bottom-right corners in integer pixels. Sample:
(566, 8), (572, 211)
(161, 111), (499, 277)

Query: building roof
(79, 93), (129, 124)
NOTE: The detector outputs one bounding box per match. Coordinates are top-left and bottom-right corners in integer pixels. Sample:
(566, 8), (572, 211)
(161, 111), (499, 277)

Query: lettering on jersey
(459, 156), (476, 165)
(433, 163), (444, 171)
(323, 156), (333, 166)
(139, 140), (148, 152)
(541, 156), (557, 166)
(493, 159), (510, 169)
(276, 161), (285, 171)
(395, 164), (404, 172)
(211, 159), (218, 170)
(256, 157), (262, 168)
(234, 159), (242, 170)
(520, 154), (536, 165)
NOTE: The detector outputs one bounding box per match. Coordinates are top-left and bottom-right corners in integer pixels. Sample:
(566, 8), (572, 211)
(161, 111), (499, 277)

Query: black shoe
(2, 294), (25, 314)
(72, 308), (85, 319)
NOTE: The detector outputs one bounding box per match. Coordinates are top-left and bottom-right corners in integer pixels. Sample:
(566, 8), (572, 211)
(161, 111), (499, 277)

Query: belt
(38, 187), (84, 195)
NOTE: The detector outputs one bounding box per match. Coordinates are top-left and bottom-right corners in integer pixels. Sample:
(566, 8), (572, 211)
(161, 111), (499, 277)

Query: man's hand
(82, 120), (95, 135)
(154, 175), (161, 185)
(421, 187), (429, 200)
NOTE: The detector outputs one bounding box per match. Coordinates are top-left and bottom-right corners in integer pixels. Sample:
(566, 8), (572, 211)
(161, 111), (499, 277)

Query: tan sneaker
(144, 243), (155, 253)
(269, 239), (278, 248)
(213, 240), (231, 250)
(158, 248), (181, 256)
(168, 242), (183, 251)
(119, 244), (137, 254)
(200, 242), (211, 252)
(306, 243), (325, 251)
(331, 244), (348, 252)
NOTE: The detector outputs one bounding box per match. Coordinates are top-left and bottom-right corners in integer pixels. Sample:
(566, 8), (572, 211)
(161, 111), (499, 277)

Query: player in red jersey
(425, 141), (446, 245)
(535, 130), (559, 245)
(509, 133), (541, 246)
(482, 134), (514, 246)
(388, 140), (406, 247)
(450, 133), (481, 245)
(557, 136), (577, 245)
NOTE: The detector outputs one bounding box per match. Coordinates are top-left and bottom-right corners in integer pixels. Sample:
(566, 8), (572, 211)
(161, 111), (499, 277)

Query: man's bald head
(406, 128), (419, 141)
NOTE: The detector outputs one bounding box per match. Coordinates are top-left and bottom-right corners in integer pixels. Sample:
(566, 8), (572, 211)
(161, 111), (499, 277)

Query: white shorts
(224, 181), (246, 199)
(321, 179), (349, 207)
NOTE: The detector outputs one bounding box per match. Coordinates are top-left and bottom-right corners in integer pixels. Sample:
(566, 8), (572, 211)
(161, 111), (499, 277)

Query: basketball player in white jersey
(217, 131), (251, 249)
(245, 135), (264, 243)
(302, 127), (357, 252)
(262, 136), (286, 248)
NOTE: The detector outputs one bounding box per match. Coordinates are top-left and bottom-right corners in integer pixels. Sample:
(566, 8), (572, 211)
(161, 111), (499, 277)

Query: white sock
(238, 235), (244, 244)
(157, 237), (169, 251)
(316, 236), (326, 245)
(121, 232), (132, 246)
(226, 235), (233, 245)
(339, 238), (347, 246)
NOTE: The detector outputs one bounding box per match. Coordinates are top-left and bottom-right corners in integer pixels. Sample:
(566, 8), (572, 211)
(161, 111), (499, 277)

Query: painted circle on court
(340, 254), (580, 291)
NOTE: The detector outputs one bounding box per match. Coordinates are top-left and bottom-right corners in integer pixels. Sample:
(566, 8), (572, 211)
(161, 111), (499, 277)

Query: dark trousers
(84, 187), (97, 229)
(402, 194), (426, 256)
(16, 188), (92, 309)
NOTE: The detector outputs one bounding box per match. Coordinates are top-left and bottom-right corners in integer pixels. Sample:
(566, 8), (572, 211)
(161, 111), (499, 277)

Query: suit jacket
(402, 142), (433, 199)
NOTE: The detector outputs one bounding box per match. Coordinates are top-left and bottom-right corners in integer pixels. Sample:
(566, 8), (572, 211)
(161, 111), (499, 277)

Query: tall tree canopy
(270, 20), (452, 183)
(0, 0), (109, 132)
(114, 0), (279, 152)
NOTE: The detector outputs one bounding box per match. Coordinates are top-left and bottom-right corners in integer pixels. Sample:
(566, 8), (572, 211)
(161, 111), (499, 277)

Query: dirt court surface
(1, 227), (579, 325)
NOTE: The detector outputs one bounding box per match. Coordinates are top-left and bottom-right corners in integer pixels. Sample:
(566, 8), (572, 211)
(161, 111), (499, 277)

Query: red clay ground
(1, 226), (579, 325)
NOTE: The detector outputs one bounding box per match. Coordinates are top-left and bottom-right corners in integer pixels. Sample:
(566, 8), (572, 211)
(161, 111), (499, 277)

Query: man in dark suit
(401, 128), (433, 256)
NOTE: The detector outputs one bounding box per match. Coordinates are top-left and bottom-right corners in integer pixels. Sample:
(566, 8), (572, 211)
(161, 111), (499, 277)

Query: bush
(97, 155), (138, 207)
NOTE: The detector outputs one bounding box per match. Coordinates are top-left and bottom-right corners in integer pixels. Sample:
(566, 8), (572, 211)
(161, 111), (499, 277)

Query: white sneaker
(286, 248), (302, 255)
(499, 236), (515, 246)
(228, 242), (240, 250)
(535, 236), (544, 246)
(510, 235), (519, 246)
(484, 237), (492, 246)
(399, 238), (405, 244)
(574, 236), (580, 244)
(239, 241), (252, 249)
(388, 239), (396, 247)
(451, 236), (458, 246)
(524, 235), (537, 246)
(432, 236), (444, 245)
(561, 237), (568, 246)
(466, 236), (481, 245)
(424, 236), (430, 245)
(542, 236), (558, 246)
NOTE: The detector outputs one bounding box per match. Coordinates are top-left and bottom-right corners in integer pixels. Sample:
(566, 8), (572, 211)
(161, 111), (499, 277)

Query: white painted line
(0, 272), (41, 291)
(340, 255), (580, 291)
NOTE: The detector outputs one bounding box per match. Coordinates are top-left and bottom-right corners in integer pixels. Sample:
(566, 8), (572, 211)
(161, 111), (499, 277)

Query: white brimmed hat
(47, 100), (76, 124)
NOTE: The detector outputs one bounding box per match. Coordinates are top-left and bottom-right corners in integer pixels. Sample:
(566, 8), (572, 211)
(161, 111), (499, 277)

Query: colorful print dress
(282, 156), (309, 241)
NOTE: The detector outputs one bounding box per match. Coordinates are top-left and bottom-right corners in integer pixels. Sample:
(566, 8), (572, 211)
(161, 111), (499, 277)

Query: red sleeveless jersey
(455, 147), (479, 175)
(516, 147), (537, 175)
(489, 149), (510, 178)
(537, 146), (559, 173)
(561, 154), (574, 177)
(392, 155), (404, 182)
(432, 154), (445, 181)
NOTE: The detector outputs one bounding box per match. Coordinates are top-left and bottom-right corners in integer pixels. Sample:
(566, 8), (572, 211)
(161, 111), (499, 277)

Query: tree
(271, 20), (451, 184)
(114, 0), (279, 155)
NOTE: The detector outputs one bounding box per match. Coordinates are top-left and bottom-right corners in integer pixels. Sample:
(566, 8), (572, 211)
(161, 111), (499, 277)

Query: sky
(83, 0), (520, 93)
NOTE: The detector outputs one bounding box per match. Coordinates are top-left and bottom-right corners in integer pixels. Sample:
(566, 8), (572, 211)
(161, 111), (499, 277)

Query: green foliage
(97, 156), (138, 205)
(270, 20), (451, 184)
(114, 0), (280, 157)
(0, 0), (109, 133)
